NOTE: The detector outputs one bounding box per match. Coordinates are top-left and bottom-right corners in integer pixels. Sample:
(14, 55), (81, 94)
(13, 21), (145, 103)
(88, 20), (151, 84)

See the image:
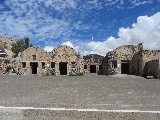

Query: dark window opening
(22, 62), (26, 68)
(90, 65), (96, 73)
(32, 54), (36, 61)
(71, 62), (76, 68)
(99, 65), (102, 70)
(42, 62), (45, 69)
(59, 62), (67, 75)
(30, 62), (38, 74)
(51, 62), (55, 68)
(111, 60), (117, 68)
(121, 60), (130, 74)
(84, 65), (87, 69)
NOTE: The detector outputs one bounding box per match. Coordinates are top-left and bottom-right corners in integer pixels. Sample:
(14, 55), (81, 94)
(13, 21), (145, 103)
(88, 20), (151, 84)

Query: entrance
(30, 62), (38, 74)
(121, 61), (130, 74)
(59, 62), (67, 75)
(90, 65), (96, 73)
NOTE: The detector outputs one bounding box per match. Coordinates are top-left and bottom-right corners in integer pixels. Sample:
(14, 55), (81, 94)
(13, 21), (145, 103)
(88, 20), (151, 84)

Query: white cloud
(82, 12), (160, 56)
(62, 41), (74, 48)
(0, 0), (159, 57)
(62, 41), (79, 52)
(0, 0), (74, 45)
(61, 12), (160, 56)
(43, 46), (54, 52)
(44, 0), (77, 11)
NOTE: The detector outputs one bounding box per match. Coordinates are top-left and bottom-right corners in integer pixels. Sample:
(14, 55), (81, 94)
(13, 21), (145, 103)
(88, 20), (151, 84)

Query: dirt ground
(0, 74), (160, 111)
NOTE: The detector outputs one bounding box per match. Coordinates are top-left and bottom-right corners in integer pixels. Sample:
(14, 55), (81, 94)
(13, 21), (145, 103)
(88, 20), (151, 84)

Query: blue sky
(0, 0), (160, 56)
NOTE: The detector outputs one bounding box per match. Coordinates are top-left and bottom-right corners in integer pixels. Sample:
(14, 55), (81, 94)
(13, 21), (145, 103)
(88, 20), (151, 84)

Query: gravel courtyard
(0, 74), (160, 111)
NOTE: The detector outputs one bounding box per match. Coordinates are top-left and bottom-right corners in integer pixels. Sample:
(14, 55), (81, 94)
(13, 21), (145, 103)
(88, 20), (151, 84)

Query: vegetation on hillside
(11, 37), (32, 57)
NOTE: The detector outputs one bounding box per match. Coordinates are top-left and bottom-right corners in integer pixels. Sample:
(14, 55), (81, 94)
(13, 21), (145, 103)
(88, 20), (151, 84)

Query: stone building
(102, 43), (143, 75)
(0, 59), (6, 75)
(103, 43), (160, 77)
(83, 54), (104, 74)
(10, 45), (83, 76)
(144, 59), (160, 77)
(13, 47), (48, 75)
(48, 45), (83, 75)
(1, 35), (160, 77)
(141, 50), (160, 76)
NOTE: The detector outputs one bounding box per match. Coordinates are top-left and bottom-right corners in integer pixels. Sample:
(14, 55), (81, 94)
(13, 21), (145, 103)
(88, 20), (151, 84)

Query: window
(42, 62), (45, 69)
(71, 62), (76, 68)
(111, 60), (117, 68)
(32, 54), (36, 61)
(22, 62), (26, 68)
(99, 65), (102, 70)
(51, 62), (55, 68)
(84, 65), (87, 69)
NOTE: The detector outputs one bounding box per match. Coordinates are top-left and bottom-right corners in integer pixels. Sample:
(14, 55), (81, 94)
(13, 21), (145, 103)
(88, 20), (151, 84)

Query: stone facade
(144, 59), (160, 77)
(142, 50), (160, 76)
(11, 45), (83, 76)
(103, 43), (160, 77)
(0, 60), (6, 74)
(1, 35), (160, 77)
(13, 47), (48, 75)
(83, 54), (104, 74)
(103, 43), (143, 75)
(48, 45), (83, 75)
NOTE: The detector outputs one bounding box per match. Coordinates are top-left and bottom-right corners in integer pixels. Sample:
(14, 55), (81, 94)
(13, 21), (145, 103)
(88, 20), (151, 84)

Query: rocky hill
(0, 36), (17, 58)
(0, 36), (17, 50)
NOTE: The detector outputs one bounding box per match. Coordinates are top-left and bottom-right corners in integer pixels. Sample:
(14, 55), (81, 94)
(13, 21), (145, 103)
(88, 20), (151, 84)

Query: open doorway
(121, 61), (130, 74)
(90, 65), (96, 73)
(59, 62), (67, 75)
(30, 62), (38, 74)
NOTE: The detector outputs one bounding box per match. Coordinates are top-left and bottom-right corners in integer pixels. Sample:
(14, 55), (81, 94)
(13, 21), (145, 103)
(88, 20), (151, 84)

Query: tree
(24, 37), (32, 49)
(11, 37), (32, 57)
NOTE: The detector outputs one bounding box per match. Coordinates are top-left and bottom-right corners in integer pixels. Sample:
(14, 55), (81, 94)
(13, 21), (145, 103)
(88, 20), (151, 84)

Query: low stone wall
(144, 59), (160, 77)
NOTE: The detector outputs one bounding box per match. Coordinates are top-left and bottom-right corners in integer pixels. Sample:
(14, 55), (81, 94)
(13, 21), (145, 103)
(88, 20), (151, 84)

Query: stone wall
(11, 45), (83, 76)
(142, 50), (160, 76)
(48, 45), (83, 75)
(144, 59), (160, 77)
(13, 47), (48, 75)
(103, 43), (143, 75)
(83, 54), (104, 74)
(103, 43), (160, 76)
(0, 58), (10, 74)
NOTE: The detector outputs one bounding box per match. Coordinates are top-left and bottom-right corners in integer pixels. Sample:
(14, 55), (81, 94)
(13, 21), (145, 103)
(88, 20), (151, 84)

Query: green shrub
(154, 75), (160, 79)
(5, 66), (12, 73)
(50, 69), (56, 76)
(111, 71), (116, 75)
(76, 72), (84, 76)
(43, 68), (56, 76)
(4, 59), (10, 64)
(68, 72), (74, 76)
(69, 71), (84, 76)
(16, 71), (22, 75)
